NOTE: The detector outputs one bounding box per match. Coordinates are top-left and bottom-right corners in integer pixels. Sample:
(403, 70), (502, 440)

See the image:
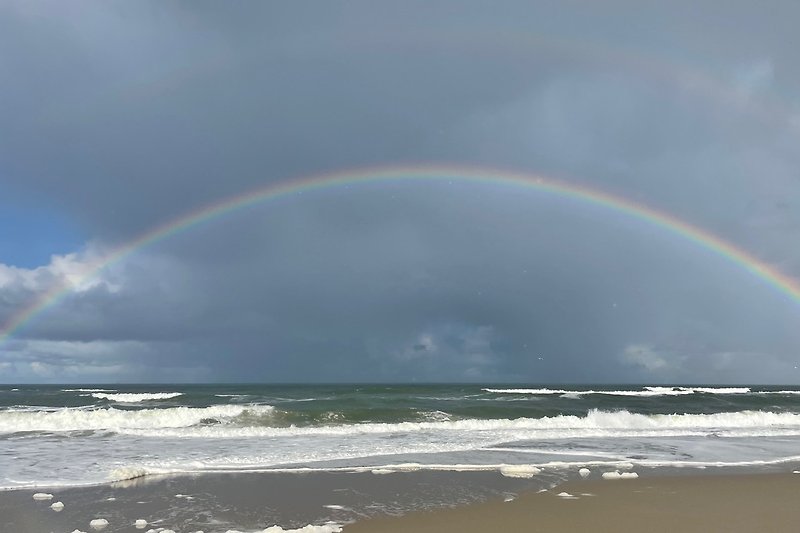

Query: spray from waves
(0, 404), (275, 433)
(88, 392), (184, 402)
(483, 387), (753, 396)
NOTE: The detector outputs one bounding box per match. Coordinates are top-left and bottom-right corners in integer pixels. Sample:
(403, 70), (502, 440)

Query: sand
(0, 470), (547, 532)
(344, 473), (800, 533)
(4, 470), (799, 532)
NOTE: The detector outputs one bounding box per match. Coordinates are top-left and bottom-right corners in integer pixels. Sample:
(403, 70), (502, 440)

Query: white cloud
(0, 244), (120, 295)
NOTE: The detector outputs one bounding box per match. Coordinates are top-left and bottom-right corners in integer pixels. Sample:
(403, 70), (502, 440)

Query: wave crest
(89, 392), (184, 402)
(0, 404), (275, 434)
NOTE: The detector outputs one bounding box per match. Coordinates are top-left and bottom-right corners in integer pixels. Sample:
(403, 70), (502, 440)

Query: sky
(1, 1), (799, 384)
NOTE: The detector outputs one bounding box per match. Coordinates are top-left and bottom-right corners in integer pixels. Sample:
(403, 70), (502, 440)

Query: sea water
(2, 383), (800, 489)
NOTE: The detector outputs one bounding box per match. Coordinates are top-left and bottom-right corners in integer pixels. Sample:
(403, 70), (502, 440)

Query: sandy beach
(0, 469), (546, 532)
(3, 469), (799, 532)
(346, 472), (800, 533)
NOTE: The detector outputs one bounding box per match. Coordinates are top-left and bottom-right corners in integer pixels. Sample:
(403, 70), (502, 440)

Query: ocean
(3, 383), (800, 492)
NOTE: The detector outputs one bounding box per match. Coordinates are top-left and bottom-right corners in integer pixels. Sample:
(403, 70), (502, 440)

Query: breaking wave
(483, 387), (753, 396)
(3, 404), (800, 441)
(89, 392), (184, 402)
(0, 404), (275, 433)
(94, 409), (800, 439)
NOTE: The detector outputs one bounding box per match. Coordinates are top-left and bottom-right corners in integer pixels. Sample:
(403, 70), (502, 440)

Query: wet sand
(345, 472), (800, 533)
(0, 470), (551, 532)
(4, 469), (799, 532)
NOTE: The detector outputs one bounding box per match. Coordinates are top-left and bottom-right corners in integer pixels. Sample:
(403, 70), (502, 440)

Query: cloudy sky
(1, 1), (799, 383)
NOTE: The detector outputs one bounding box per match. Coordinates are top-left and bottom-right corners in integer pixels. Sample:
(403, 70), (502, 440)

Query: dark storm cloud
(1, 1), (799, 383)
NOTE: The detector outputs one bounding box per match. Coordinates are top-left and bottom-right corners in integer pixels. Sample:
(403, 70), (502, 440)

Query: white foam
(0, 404), (275, 433)
(7, 405), (800, 441)
(72, 530), (88, 533)
(261, 525), (342, 533)
(578, 468), (591, 478)
(94, 452), (800, 488)
(602, 471), (638, 480)
(484, 387), (752, 396)
(135, 519), (148, 529)
(50, 501), (64, 511)
(225, 525), (342, 533)
(33, 492), (53, 500)
(115, 409), (800, 440)
(500, 465), (541, 478)
(63, 389), (116, 393)
(109, 466), (148, 482)
(90, 392), (183, 402)
(90, 518), (109, 530)
(557, 491), (578, 499)
(420, 410), (453, 422)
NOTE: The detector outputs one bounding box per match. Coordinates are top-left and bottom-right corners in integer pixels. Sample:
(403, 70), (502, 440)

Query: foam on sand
(602, 471), (639, 480)
(557, 491), (578, 499)
(135, 519), (148, 529)
(89, 518), (109, 530)
(225, 524), (342, 533)
(50, 501), (64, 511)
(500, 465), (541, 478)
(109, 466), (148, 482)
(32, 492), (53, 500)
(579, 468), (591, 478)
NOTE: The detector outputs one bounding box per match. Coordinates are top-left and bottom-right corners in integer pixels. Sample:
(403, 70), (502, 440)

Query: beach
(4, 384), (800, 531)
(346, 471), (800, 533)
(3, 469), (799, 532)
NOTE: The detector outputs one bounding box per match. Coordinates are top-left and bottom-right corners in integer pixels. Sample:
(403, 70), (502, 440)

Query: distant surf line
(2, 164), (799, 343)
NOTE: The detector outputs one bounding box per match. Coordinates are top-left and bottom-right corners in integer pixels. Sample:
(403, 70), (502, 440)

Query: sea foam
(484, 387), (752, 396)
(113, 409), (800, 440)
(225, 524), (342, 533)
(90, 392), (183, 402)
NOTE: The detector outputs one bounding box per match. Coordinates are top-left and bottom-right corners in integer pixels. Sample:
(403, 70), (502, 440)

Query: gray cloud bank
(1, 1), (799, 383)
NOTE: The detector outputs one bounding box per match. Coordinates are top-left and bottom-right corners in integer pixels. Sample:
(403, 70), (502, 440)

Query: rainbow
(2, 165), (799, 344)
